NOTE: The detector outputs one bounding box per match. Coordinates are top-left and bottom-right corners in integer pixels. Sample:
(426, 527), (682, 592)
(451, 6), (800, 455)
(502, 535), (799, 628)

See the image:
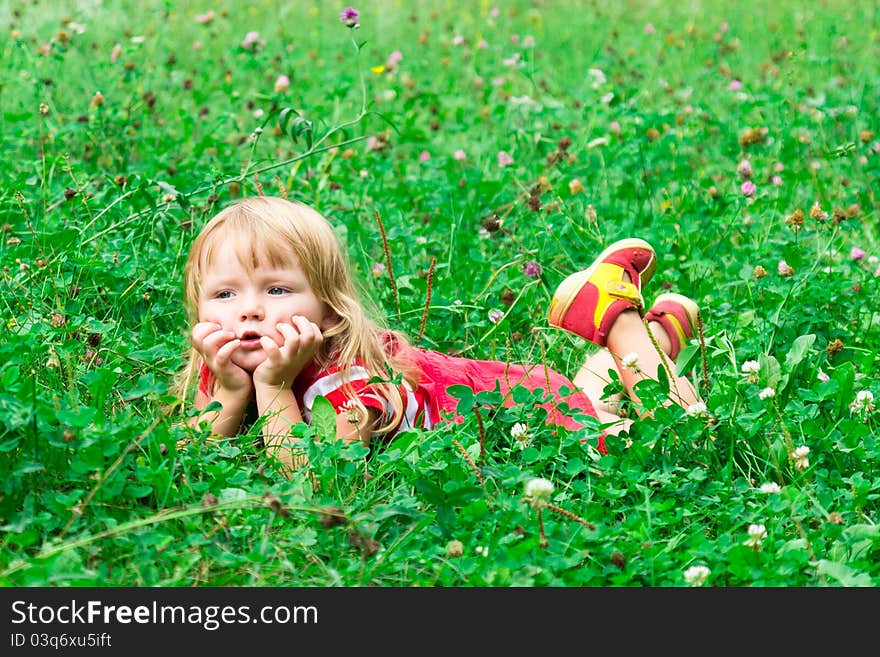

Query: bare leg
(566, 248), (700, 431)
(573, 349), (621, 414)
(594, 407), (632, 436)
(572, 349), (632, 436)
(575, 319), (675, 397)
(574, 313), (678, 407)
(569, 350), (630, 430)
(606, 309), (699, 411)
(572, 350), (632, 436)
(647, 320), (672, 357)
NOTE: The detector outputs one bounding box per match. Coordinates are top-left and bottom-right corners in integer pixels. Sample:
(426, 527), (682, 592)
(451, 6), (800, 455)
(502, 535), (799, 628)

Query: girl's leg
(605, 309), (699, 411)
(573, 308), (677, 407)
(572, 349), (622, 415)
(647, 320), (672, 356)
(594, 407), (632, 436)
(572, 351), (632, 436)
(574, 314), (693, 421)
(549, 237), (701, 419)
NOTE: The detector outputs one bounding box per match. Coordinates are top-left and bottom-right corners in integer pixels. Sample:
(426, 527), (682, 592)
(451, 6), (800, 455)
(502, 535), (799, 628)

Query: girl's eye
(268, 286), (288, 295)
(216, 290), (234, 300)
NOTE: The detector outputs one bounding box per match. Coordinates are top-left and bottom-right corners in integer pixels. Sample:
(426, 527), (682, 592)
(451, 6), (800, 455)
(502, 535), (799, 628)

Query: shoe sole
(548, 238), (656, 329)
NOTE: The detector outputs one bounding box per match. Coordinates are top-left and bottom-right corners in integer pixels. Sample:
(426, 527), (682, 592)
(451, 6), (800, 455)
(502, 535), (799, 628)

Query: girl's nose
(239, 296), (264, 321)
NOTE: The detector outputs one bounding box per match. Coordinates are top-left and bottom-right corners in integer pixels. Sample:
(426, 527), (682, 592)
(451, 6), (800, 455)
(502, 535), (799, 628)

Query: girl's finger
(259, 335), (281, 362)
(290, 315), (313, 333)
(192, 322), (221, 345)
(201, 328), (236, 353)
(309, 322), (324, 344)
(277, 321), (300, 346)
(215, 338), (241, 363)
(289, 316), (322, 344)
(276, 326), (301, 359)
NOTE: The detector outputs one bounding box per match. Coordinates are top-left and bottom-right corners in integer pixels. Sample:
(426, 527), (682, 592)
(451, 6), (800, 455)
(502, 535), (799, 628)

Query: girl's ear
(319, 308), (341, 331)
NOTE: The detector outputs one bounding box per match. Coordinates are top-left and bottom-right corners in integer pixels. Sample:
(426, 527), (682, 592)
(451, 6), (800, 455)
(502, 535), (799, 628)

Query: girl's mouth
(238, 331), (263, 349)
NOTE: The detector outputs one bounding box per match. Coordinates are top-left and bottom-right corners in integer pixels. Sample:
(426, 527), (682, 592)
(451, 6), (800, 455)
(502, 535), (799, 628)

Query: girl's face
(196, 239), (334, 372)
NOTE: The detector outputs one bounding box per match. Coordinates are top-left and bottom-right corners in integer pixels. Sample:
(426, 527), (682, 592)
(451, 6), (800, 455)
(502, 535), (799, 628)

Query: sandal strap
(645, 295), (698, 360)
(604, 280), (644, 311)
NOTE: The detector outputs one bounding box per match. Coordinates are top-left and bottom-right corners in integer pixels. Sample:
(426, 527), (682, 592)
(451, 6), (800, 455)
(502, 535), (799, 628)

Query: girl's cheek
(196, 303), (212, 324)
(197, 306), (223, 327)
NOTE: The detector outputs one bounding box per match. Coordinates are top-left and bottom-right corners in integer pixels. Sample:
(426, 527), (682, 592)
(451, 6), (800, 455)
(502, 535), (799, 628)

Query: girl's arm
(252, 316), (327, 471)
(254, 386), (380, 471)
(189, 384), (252, 438)
(187, 321), (255, 438)
(254, 385), (305, 470)
(253, 316), (388, 472)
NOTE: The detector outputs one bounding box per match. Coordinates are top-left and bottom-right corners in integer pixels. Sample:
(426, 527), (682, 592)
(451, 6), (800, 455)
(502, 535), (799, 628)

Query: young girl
(177, 196), (702, 470)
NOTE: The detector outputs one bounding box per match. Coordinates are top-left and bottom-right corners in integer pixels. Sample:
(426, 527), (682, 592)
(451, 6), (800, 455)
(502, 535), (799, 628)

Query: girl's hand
(191, 322), (253, 394)
(252, 315), (324, 388)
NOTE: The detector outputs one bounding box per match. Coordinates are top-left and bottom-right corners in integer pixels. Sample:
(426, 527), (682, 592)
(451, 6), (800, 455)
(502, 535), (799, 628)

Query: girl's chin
(231, 353), (265, 372)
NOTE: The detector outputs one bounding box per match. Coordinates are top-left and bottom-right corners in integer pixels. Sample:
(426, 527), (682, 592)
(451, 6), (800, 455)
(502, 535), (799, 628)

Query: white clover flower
(524, 477), (554, 507)
(741, 359), (760, 383)
(587, 67), (607, 86)
(758, 387), (776, 400)
(341, 399), (361, 424)
(510, 422), (530, 444)
(508, 94), (535, 106)
(686, 402), (708, 417)
(621, 352), (640, 372)
(817, 369), (830, 383)
(502, 53), (521, 67)
(851, 390), (875, 414)
(488, 309), (504, 324)
(791, 445), (810, 470)
(683, 565), (710, 587)
(741, 359), (760, 373)
(744, 523), (767, 548)
(759, 482), (782, 494)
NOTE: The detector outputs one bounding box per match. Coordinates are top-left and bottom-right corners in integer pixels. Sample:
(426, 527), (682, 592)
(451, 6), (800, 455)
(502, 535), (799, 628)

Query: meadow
(0, 0), (878, 586)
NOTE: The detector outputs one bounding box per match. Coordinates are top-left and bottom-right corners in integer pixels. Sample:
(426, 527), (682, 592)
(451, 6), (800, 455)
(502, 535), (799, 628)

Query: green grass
(1, 0), (878, 586)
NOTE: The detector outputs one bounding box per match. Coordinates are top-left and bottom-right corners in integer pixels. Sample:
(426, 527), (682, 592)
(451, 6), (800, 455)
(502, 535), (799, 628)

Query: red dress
(397, 343), (604, 451)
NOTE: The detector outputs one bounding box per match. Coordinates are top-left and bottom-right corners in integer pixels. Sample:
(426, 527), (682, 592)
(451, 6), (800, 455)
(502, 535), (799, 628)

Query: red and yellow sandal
(645, 293), (700, 360)
(547, 238), (656, 346)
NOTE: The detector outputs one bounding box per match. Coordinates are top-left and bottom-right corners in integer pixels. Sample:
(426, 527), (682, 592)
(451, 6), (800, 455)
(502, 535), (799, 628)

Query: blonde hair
(174, 196), (416, 435)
